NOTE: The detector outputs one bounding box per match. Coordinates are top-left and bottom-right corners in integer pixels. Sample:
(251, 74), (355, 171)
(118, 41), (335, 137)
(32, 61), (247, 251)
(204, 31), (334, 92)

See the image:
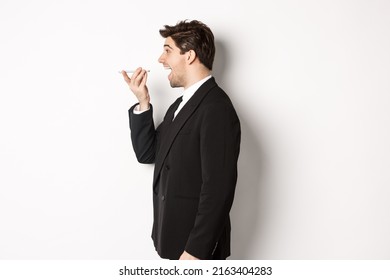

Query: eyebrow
(164, 44), (173, 49)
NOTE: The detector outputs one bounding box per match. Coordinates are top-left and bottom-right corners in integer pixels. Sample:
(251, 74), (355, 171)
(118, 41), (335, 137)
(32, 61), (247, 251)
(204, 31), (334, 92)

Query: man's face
(158, 37), (187, 88)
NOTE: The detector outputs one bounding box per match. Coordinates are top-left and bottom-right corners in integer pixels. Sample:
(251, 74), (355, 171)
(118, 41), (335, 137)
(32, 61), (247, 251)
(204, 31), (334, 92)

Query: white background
(1, 0), (389, 259)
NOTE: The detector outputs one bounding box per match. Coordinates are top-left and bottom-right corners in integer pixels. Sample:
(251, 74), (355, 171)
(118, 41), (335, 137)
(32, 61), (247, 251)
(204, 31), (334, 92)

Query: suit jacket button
(161, 195), (165, 201)
(165, 165), (170, 170)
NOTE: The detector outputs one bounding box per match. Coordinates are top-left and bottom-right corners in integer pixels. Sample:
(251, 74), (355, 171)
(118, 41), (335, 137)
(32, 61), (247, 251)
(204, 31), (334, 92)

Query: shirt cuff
(133, 104), (150, 114)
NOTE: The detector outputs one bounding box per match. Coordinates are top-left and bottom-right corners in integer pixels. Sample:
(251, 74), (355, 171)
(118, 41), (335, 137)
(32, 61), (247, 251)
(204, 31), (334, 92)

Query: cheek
(171, 57), (186, 70)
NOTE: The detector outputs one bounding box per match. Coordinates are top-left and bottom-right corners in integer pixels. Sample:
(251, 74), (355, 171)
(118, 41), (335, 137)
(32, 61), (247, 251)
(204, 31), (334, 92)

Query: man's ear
(186, 50), (197, 65)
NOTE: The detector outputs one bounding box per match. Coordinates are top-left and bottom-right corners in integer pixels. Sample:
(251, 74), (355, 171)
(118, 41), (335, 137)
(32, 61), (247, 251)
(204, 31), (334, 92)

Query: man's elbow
(135, 152), (155, 164)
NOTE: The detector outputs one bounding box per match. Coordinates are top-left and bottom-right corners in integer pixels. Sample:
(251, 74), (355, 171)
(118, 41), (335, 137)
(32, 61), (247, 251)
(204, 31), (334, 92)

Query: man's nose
(158, 54), (164, 63)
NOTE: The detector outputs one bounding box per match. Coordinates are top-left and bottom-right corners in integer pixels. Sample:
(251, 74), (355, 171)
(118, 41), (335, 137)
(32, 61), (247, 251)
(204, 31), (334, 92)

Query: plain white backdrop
(1, 0), (389, 259)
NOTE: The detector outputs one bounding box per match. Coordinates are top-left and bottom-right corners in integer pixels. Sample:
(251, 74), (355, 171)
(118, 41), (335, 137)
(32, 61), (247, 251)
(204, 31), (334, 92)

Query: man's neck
(184, 69), (212, 90)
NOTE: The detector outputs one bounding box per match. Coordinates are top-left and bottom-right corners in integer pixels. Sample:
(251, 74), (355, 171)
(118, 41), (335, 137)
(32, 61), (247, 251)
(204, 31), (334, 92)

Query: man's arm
(129, 104), (156, 163)
(123, 68), (156, 163)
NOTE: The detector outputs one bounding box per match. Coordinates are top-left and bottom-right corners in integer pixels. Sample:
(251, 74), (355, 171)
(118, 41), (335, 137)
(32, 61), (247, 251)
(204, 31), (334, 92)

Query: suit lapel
(153, 77), (217, 187)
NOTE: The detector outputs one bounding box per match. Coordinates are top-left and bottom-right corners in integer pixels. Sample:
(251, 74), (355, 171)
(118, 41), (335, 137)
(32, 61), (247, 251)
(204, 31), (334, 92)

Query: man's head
(158, 20), (215, 89)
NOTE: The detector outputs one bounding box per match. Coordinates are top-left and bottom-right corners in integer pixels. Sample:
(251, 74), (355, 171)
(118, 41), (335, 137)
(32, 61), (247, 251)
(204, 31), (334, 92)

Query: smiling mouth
(164, 66), (172, 80)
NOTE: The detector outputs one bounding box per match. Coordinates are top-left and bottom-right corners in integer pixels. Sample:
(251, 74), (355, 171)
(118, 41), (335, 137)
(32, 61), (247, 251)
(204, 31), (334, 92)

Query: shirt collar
(181, 75), (212, 103)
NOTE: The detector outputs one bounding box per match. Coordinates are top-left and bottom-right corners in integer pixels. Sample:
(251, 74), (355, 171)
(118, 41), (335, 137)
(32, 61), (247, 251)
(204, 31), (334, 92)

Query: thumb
(121, 70), (131, 84)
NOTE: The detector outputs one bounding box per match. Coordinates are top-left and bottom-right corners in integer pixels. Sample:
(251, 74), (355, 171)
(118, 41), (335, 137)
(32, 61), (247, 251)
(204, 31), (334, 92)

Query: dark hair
(159, 20), (215, 70)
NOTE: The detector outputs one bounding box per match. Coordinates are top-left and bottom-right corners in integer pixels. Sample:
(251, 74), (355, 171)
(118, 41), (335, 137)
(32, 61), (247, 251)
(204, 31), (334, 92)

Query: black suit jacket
(129, 77), (241, 259)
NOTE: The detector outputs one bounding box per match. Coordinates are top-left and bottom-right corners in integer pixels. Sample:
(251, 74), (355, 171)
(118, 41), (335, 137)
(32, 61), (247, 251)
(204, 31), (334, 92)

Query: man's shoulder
(202, 84), (233, 107)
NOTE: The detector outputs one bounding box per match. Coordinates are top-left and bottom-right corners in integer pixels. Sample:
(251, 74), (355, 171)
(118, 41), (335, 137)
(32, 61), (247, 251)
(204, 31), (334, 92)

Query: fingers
(130, 67), (142, 80)
(131, 68), (148, 87)
(121, 67), (149, 106)
(140, 70), (148, 87)
(122, 68), (148, 86)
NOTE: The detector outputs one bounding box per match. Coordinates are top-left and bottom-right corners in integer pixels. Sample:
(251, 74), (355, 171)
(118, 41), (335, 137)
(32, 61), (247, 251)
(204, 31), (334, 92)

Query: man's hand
(179, 251), (200, 260)
(121, 67), (150, 111)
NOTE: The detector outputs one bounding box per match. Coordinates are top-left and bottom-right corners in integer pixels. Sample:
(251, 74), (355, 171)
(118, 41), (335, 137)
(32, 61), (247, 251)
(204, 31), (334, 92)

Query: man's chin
(169, 81), (181, 88)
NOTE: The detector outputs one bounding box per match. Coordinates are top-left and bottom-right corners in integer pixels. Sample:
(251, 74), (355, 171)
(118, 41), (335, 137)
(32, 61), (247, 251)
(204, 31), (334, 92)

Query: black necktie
(171, 96), (183, 121)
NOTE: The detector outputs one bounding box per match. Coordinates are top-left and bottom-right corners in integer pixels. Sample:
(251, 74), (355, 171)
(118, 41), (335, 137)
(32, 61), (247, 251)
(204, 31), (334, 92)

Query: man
(121, 20), (240, 260)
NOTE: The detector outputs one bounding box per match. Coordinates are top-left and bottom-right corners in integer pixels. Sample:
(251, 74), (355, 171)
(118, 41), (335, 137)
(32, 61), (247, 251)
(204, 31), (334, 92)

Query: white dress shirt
(133, 75), (212, 119)
(173, 75), (212, 120)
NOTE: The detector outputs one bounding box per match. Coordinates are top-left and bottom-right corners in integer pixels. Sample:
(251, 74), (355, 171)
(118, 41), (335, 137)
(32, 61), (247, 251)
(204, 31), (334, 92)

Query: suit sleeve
(128, 103), (156, 164)
(184, 102), (241, 259)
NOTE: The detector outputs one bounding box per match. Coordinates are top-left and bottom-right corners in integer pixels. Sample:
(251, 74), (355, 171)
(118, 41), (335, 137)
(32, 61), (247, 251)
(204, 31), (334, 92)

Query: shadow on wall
(214, 40), (266, 259)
